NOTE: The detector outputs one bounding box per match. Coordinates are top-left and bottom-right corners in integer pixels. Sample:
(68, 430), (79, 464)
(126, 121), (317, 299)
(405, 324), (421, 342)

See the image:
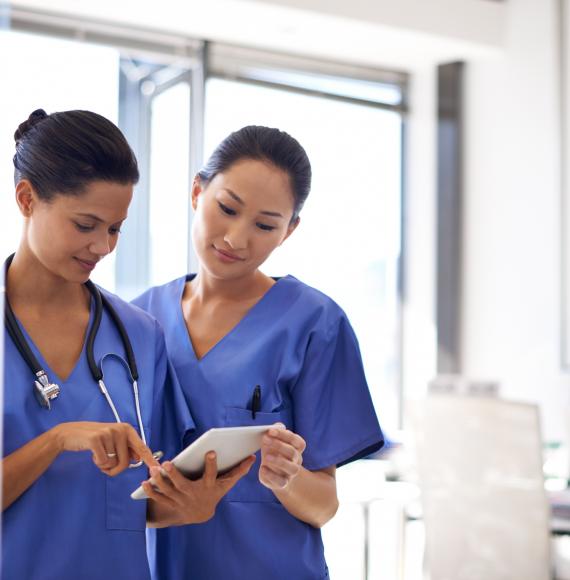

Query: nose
(89, 232), (114, 257)
(223, 223), (248, 250)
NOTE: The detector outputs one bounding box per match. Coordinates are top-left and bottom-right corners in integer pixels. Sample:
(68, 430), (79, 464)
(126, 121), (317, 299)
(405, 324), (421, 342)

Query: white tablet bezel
(131, 425), (270, 500)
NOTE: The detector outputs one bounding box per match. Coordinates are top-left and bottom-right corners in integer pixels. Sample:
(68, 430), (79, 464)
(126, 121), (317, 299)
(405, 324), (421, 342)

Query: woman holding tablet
(3, 109), (253, 580)
(134, 125), (384, 579)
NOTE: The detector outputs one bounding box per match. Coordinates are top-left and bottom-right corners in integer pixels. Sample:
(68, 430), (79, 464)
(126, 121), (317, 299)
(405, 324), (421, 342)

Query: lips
(74, 257), (98, 272)
(213, 246), (245, 262)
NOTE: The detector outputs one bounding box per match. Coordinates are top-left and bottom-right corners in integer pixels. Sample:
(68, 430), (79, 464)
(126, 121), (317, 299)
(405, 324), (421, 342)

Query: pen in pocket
(251, 385), (261, 419)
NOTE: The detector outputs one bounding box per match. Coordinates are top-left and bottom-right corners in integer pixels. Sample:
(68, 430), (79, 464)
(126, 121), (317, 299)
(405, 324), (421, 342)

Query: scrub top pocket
(106, 425), (150, 531)
(224, 407), (292, 503)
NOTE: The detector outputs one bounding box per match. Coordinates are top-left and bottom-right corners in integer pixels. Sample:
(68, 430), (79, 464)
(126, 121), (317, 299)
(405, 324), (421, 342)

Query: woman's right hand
(51, 421), (158, 476)
(3, 421), (158, 511)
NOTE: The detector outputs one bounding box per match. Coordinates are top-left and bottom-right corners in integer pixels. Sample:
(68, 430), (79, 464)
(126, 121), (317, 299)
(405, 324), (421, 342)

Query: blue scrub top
(3, 288), (194, 580)
(134, 274), (384, 580)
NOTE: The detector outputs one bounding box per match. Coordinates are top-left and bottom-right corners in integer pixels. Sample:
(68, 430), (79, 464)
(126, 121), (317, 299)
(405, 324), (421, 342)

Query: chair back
(409, 395), (550, 580)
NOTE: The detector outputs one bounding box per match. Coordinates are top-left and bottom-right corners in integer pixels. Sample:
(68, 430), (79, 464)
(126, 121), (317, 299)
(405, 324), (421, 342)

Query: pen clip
(251, 385), (261, 420)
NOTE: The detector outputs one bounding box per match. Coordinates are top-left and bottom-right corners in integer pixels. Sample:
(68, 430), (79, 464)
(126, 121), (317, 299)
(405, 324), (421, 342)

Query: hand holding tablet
(131, 425), (271, 500)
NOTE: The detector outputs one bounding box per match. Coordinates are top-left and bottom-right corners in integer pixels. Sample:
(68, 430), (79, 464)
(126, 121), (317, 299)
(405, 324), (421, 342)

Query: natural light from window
(0, 31), (119, 291)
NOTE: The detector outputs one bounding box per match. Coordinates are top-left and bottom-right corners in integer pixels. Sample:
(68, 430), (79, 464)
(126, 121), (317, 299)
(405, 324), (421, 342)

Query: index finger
(267, 427), (306, 452)
(124, 427), (158, 469)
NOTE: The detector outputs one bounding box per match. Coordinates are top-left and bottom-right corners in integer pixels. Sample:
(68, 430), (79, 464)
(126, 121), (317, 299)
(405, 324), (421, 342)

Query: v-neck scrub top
(134, 274), (384, 580)
(2, 288), (195, 580)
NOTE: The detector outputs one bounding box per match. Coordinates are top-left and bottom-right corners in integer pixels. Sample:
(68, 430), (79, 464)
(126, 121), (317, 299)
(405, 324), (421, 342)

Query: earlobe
(15, 180), (36, 218)
(190, 177), (203, 211)
(280, 216), (300, 245)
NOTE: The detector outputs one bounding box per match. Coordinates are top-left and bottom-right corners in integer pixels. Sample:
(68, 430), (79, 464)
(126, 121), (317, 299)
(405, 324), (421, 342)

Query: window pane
(148, 82), (191, 287)
(205, 78), (402, 432)
(0, 31), (120, 290)
(240, 68), (402, 105)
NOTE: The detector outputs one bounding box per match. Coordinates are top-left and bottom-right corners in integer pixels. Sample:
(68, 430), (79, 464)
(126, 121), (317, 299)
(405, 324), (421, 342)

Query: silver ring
(106, 452), (117, 458)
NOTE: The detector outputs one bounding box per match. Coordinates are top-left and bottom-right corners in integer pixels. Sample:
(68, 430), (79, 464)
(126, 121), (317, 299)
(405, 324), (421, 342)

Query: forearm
(3, 427), (62, 510)
(272, 466), (338, 528)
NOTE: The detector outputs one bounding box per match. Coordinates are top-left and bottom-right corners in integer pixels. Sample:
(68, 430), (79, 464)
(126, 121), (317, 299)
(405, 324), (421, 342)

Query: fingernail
(163, 462), (173, 472)
(269, 429), (278, 437)
(208, 452), (216, 460)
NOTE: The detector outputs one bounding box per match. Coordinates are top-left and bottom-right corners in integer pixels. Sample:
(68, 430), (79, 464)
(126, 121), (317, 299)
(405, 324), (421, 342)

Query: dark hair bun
(14, 109), (49, 143)
(12, 109), (139, 199)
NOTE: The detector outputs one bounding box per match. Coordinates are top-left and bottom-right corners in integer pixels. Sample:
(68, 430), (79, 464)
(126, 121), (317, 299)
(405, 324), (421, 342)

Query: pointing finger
(125, 429), (158, 469)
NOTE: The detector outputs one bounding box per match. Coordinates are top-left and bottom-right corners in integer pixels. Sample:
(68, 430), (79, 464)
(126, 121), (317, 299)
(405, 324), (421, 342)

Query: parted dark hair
(13, 109), (139, 200)
(197, 125), (312, 221)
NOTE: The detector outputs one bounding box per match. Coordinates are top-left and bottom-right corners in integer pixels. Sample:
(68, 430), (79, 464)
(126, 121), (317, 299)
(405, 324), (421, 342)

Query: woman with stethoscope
(2, 109), (254, 580)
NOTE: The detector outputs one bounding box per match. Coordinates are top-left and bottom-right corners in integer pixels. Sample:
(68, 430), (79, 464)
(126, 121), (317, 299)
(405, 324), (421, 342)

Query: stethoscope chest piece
(34, 372), (61, 410)
(4, 253), (162, 467)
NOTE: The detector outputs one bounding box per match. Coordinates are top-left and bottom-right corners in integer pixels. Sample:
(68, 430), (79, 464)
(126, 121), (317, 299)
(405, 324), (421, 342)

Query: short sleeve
(150, 322), (195, 460)
(291, 313), (384, 471)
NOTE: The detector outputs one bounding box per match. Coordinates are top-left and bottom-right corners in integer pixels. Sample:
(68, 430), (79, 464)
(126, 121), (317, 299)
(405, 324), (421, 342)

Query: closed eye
(218, 202), (237, 216)
(74, 222), (95, 233)
(256, 223), (276, 232)
(74, 221), (122, 235)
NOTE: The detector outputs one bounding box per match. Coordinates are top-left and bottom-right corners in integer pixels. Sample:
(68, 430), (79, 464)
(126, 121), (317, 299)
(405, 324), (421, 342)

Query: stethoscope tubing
(86, 284), (139, 383)
(3, 254), (160, 468)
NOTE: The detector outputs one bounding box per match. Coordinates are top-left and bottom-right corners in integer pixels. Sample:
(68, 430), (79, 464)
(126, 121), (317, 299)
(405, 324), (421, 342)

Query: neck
(6, 246), (88, 310)
(190, 266), (271, 303)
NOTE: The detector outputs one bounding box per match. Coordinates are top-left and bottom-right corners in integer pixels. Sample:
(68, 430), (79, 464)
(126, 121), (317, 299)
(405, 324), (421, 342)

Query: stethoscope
(3, 254), (162, 468)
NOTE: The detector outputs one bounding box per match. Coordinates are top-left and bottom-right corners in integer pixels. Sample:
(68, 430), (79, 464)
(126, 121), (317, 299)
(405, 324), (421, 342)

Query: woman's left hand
(259, 423), (306, 490)
(144, 452), (255, 526)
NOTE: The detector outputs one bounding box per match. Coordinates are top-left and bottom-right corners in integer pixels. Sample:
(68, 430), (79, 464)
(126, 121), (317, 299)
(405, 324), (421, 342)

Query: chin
(62, 264), (92, 285)
(37, 257), (85, 285)
(66, 272), (91, 285)
(203, 260), (246, 280)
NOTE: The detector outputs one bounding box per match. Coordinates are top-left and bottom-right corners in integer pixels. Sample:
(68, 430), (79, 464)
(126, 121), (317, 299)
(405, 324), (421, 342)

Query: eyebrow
(75, 213), (126, 224)
(224, 189), (284, 219)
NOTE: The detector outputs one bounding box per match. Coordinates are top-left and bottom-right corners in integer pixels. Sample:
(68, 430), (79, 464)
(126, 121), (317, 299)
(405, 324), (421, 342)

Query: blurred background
(0, 0), (568, 578)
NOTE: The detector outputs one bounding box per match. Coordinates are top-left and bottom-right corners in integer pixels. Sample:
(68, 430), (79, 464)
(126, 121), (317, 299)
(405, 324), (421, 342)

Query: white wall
(463, 0), (567, 442)
(10, 0), (504, 69)
(251, 0), (507, 48)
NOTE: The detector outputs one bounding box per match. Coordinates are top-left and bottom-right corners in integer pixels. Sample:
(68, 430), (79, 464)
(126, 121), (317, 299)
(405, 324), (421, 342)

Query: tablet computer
(131, 425), (270, 500)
